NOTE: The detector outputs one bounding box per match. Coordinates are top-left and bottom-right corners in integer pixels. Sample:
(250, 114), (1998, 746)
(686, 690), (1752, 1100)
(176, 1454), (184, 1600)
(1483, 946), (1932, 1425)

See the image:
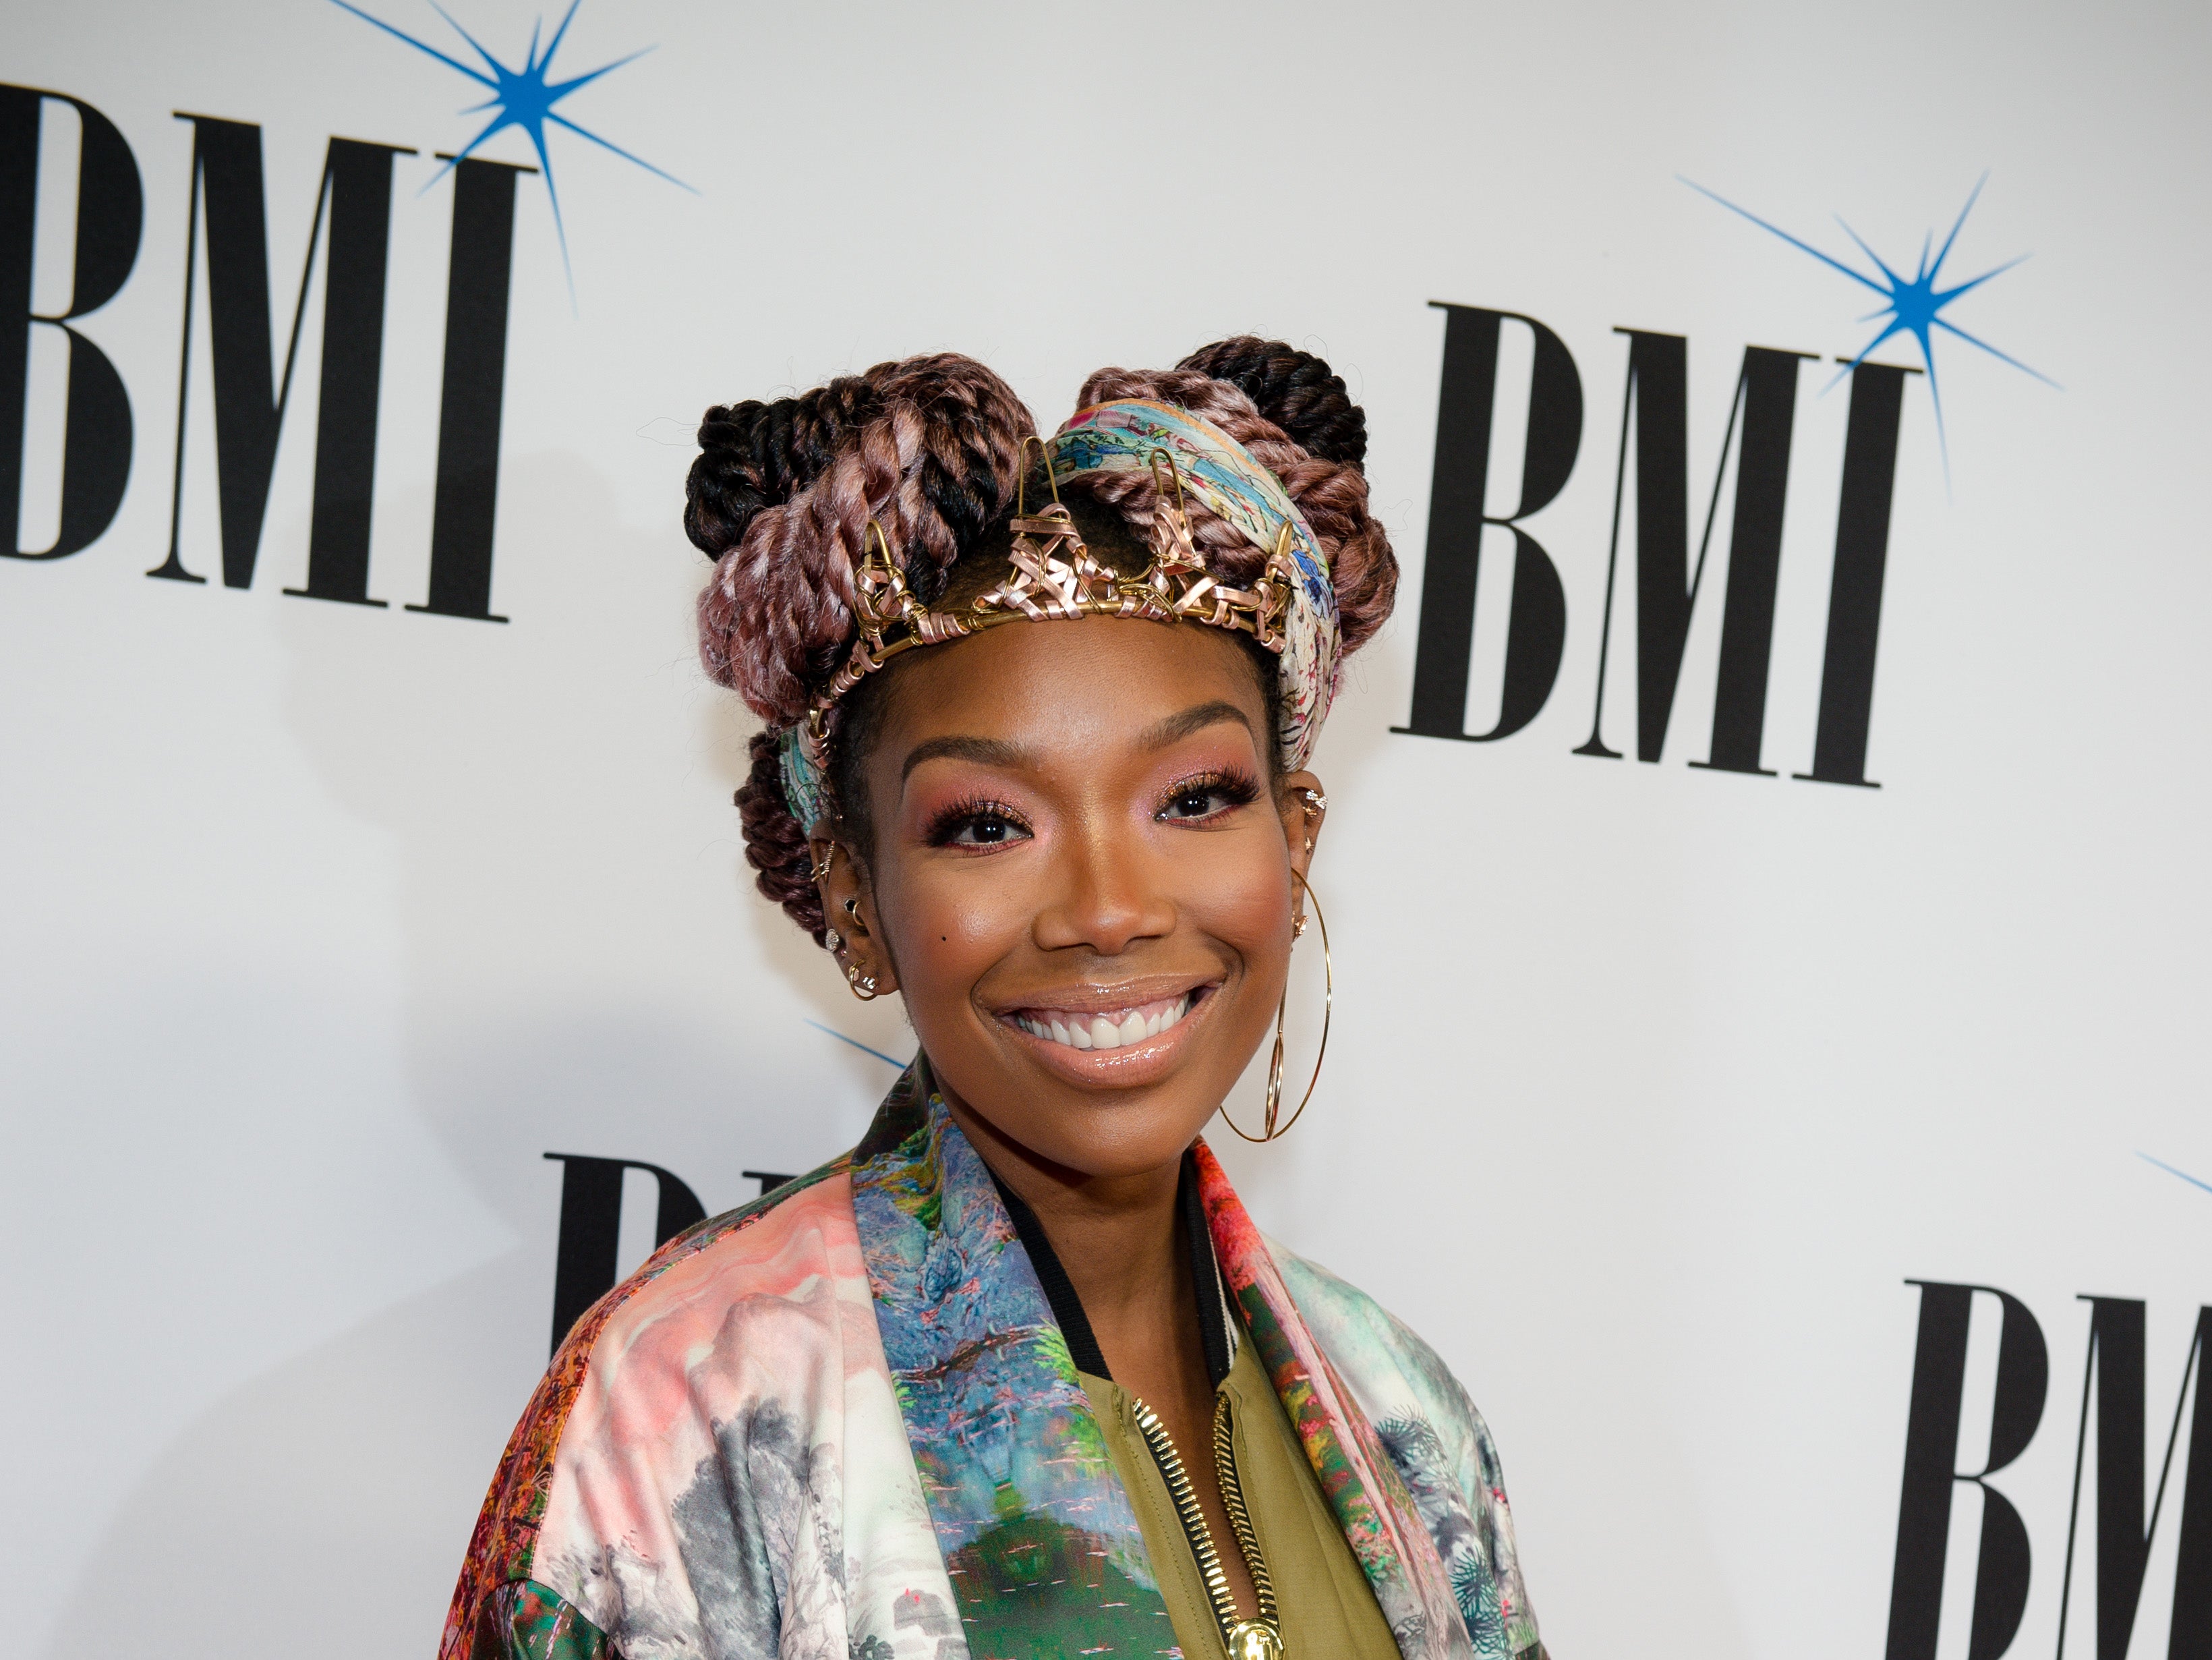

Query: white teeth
(1016, 992), (1200, 1053)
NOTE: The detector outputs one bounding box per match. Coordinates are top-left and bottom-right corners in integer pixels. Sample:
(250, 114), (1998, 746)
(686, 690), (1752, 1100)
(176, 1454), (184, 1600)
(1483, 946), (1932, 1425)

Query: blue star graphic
(2141, 1151), (2212, 1199)
(332, 0), (691, 295)
(1683, 175), (2055, 472)
(803, 1019), (908, 1071)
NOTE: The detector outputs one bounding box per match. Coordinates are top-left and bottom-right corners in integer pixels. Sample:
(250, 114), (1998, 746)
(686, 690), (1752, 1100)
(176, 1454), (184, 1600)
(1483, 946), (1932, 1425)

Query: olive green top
(1080, 1338), (1403, 1660)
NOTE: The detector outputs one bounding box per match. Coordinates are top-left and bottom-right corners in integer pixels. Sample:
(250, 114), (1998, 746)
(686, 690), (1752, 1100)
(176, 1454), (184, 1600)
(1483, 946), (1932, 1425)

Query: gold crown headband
(779, 399), (1341, 830)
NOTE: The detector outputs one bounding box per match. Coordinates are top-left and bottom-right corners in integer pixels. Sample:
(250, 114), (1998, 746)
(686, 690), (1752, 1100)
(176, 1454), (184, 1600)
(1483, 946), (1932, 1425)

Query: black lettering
(1395, 302), (1581, 743)
(542, 1151), (707, 1356)
(1687, 347), (1809, 774)
(148, 117), (411, 591)
(1577, 333), (1813, 765)
(1886, 1280), (2049, 1660)
(1795, 357), (1917, 787)
(409, 154), (529, 623)
(2057, 1300), (2212, 1660)
(0, 84), (139, 560)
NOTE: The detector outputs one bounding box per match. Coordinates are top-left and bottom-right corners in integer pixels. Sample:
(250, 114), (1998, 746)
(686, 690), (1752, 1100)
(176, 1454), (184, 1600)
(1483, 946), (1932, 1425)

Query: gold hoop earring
(846, 962), (883, 1001)
(1219, 868), (1331, 1143)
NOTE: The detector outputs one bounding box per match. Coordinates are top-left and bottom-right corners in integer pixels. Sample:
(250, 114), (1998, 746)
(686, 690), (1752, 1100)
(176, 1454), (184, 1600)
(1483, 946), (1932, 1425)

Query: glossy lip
(989, 974), (1225, 1089)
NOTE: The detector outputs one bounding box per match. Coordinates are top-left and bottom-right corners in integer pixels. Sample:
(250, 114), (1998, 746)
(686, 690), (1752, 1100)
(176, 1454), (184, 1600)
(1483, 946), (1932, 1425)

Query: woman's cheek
(891, 859), (1032, 990)
(1188, 851), (1294, 965)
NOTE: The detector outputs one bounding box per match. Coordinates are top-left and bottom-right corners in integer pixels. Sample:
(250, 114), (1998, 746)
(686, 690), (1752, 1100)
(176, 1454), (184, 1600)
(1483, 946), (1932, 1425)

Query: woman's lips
(1008, 992), (1193, 1052)
(994, 982), (1219, 1080)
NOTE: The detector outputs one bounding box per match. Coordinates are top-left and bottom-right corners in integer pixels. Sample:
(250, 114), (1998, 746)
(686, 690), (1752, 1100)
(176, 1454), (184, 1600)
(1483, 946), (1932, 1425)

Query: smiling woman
(439, 344), (1545, 1660)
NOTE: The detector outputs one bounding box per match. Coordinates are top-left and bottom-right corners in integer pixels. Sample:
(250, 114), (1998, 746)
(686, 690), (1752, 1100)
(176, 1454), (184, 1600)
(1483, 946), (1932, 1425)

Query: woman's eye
(1162, 787), (1233, 822)
(945, 813), (1029, 847)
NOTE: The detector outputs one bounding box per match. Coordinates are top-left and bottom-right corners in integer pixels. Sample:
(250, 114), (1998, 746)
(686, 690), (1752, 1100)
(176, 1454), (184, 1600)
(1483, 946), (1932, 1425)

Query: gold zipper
(1130, 1391), (1283, 1660)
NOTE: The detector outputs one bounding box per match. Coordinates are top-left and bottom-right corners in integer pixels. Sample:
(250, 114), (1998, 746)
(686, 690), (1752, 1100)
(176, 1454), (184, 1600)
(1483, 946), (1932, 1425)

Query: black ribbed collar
(989, 1149), (1235, 1389)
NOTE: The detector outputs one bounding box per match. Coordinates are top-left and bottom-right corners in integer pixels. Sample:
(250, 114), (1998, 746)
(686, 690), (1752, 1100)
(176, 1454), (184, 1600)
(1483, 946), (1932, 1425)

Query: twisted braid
(684, 373), (886, 561)
(695, 354), (1034, 938)
(699, 355), (1034, 724)
(1177, 335), (1368, 468)
(1068, 345), (1397, 653)
(732, 729), (826, 942)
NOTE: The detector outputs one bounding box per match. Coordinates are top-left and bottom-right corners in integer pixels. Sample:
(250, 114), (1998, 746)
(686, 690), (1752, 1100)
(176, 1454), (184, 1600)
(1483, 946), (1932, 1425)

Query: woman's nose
(1031, 824), (1175, 956)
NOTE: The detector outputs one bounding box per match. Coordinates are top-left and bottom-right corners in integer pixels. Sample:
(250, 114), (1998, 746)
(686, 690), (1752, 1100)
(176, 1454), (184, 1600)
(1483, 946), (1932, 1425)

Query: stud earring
(1297, 787), (1327, 853)
(824, 927), (844, 953)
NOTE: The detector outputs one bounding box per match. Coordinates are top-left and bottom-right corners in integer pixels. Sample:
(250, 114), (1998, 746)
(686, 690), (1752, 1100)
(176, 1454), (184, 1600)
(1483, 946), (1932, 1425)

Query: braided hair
(689, 338), (1395, 944)
(689, 354), (1035, 940)
(1064, 337), (1396, 654)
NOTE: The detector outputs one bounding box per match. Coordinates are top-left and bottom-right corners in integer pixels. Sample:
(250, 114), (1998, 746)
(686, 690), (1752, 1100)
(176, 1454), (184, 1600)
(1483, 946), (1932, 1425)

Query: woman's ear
(811, 833), (900, 996)
(1277, 770), (1327, 882)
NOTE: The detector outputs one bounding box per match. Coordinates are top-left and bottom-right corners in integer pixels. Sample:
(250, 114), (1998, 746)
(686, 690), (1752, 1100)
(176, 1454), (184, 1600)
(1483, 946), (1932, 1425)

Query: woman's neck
(941, 1091), (1196, 1384)
(939, 1083), (1264, 1622)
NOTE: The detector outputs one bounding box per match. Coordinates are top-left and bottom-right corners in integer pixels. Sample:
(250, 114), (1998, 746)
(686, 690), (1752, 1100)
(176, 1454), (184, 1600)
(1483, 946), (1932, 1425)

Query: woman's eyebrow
(1136, 700), (1255, 751)
(900, 735), (1035, 782)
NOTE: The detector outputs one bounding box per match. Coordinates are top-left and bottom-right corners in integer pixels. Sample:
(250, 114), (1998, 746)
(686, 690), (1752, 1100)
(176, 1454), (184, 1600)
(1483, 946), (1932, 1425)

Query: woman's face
(819, 617), (1325, 1182)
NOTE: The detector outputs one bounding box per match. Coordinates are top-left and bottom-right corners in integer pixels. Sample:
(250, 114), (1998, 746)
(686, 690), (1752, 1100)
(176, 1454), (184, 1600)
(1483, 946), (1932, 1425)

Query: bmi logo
(1400, 182), (2050, 786)
(1889, 1279), (2211, 1660)
(1, 1), (680, 615)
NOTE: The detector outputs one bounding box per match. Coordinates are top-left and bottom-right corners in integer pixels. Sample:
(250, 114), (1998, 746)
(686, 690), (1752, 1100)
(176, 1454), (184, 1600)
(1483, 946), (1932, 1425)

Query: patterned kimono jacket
(442, 1067), (1540, 1660)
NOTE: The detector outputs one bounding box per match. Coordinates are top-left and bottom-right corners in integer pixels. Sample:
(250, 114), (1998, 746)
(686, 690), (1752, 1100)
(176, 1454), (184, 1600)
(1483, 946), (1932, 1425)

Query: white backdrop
(4, 3), (2208, 1658)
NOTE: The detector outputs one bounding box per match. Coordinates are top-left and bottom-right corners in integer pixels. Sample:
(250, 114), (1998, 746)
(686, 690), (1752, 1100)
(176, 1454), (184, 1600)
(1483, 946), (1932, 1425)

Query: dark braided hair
(690, 354), (1035, 940)
(1177, 335), (1368, 468)
(691, 338), (1395, 945)
(684, 376), (886, 562)
(1066, 341), (1396, 654)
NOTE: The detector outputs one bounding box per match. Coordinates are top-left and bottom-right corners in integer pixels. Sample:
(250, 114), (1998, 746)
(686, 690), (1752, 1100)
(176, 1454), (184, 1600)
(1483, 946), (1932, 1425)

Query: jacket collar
(847, 1062), (1471, 1660)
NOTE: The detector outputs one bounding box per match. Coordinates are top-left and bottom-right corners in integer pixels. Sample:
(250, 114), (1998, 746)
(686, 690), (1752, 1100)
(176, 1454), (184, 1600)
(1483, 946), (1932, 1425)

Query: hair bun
(1177, 336), (1367, 470)
(699, 355), (1035, 938)
(1070, 341), (1397, 656)
(684, 376), (883, 561)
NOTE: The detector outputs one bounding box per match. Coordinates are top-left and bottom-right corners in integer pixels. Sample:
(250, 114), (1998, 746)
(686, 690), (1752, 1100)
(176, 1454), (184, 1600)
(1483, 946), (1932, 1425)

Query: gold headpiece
(801, 442), (1298, 768)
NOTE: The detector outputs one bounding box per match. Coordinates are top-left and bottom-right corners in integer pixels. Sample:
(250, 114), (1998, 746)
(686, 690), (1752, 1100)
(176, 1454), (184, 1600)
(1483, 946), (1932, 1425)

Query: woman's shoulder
(441, 1157), (871, 1659)
(1262, 1235), (1544, 1660)
(572, 1156), (868, 1385)
(1262, 1234), (1492, 1444)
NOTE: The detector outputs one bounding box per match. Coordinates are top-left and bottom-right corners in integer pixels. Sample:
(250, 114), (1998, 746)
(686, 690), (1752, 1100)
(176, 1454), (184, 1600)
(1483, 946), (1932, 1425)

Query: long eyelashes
(921, 767), (1262, 847)
(923, 795), (1034, 849)
(1156, 766), (1262, 825)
